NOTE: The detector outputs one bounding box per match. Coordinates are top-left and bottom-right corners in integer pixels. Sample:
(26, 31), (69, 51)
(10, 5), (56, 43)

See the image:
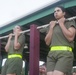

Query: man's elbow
(14, 46), (19, 50)
(5, 47), (8, 52)
(14, 44), (21, 50)
(45, 41), (50, 46)
(45, 38), (50, 46)
(68, 37), (74, 42)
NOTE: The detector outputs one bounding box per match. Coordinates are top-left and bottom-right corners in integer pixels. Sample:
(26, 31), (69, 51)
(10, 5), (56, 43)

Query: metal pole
(0, 37), (2, 72)
(0, 16), (76, 39)
(29, 25), (40, 75)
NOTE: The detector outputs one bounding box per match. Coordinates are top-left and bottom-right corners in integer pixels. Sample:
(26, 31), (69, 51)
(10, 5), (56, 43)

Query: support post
(29, 25), (40, 75)
(0, 39), (2, 73)
(25, 61), (29, 75)
(0, 40), (1, 56)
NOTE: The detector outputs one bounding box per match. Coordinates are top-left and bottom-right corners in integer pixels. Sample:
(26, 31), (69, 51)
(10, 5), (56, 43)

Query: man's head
(13, 25), (22, 33)
(54, 6), (66, 20)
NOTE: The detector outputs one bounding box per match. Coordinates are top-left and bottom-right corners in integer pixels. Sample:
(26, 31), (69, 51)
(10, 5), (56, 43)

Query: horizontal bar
(0, 29), (30, 39)
(0, 24), (49, 39)
(0, 16), (76, 39)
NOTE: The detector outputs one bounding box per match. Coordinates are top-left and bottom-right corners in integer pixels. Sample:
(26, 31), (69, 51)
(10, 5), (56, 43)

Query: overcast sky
(0, 0), (60, 27)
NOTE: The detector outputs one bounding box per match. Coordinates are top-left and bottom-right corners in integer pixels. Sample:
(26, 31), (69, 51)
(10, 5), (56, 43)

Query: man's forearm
(14, 36), (19, 49)
(5, 38), (11, 52)
(45, 28), (53, 46)
(59, 23), (75, 42)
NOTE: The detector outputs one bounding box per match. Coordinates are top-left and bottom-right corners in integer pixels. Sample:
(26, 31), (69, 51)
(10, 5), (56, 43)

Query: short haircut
(14, 25), (24, 31)
(56, 6), (66, 12)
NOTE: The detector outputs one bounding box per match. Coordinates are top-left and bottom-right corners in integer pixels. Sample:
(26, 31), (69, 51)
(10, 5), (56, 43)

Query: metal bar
(0, 29), (30, 39)
(0, 24), (49, 39)
(67, 16), (76, 21)
(0, 16), (76, 39)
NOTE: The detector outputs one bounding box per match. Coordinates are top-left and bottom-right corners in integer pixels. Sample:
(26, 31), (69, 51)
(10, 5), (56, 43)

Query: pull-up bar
(0, 16), (76, 39)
